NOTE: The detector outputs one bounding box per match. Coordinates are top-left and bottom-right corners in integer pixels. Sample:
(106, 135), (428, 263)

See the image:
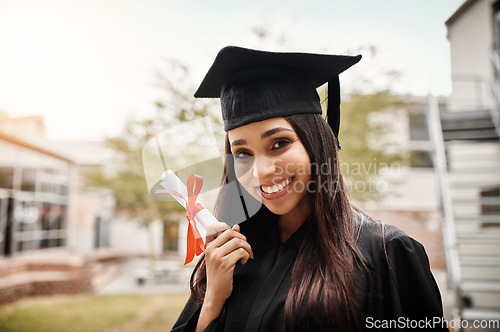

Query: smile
(260, 178), (293, 194)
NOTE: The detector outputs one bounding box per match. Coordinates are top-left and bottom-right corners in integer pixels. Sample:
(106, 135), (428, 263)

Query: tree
(314, 45), (408, 203)
(337, 91), (407, 203)
(84, 59), (221, 256)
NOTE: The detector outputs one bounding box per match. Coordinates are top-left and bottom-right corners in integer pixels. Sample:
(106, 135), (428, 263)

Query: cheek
(281, 149), (311, 177)
(236, 171), (251, 186)
(235, 166), (255, 192)
(237, 172), (262, 201)
(234, 159), (254, 179)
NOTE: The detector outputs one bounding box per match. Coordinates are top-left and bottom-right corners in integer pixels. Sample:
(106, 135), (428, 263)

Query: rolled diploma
(160, 170), (218, 233)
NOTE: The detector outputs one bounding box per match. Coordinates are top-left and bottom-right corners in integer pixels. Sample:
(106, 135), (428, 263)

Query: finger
(217, 237), (254, 260)
(208, 228), (248, 250)
(232, 224), (240, 233)
(225, 247), (251, 265)
(205, 222), (230, 243)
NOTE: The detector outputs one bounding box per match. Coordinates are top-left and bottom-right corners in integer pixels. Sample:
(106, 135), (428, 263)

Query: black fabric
(194, 46), (361, 135)
(327, 76), (342, 148)
(220, 68), (321, 131)
(171, 211), (448, 332)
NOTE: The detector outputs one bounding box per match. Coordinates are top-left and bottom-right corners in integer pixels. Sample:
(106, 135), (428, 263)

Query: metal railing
(426, 95), (463, 322)
(489, 46), (500, 139)
(449, 74), (493, 111)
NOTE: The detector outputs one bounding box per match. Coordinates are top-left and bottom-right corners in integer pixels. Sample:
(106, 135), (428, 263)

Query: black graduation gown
(172, 212), (448, 331)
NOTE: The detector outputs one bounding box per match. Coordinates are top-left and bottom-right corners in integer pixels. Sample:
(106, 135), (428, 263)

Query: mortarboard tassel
(327, 77), (342, 150)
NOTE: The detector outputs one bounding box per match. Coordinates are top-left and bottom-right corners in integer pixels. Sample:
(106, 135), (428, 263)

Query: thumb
(232, 224), (240, 233)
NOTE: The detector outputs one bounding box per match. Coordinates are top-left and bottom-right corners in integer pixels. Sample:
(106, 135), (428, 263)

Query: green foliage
(83, 60), (221, 224)
(338, 91), (407, 202)
(315, 45), (411, 203)
(83, 118), (182, 224)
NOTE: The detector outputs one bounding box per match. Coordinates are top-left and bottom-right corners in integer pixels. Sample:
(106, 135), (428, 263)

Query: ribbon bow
(158, 174), (206, 264)
(184, 174), (206, 264)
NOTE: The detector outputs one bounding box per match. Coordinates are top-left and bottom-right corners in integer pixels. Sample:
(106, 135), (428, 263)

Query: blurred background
(1, 0), (500, 331)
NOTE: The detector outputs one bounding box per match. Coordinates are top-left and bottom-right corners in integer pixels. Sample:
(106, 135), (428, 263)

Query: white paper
(159, 170), (218, 232)
(160, 170), (188, 208)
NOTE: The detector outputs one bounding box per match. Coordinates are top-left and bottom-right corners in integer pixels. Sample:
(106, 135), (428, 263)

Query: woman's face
(227, 117), (312, 219)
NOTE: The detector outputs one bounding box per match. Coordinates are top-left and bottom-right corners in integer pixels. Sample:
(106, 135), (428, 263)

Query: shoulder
(353, 210), (426, 269)
(352, 211), (446, 323)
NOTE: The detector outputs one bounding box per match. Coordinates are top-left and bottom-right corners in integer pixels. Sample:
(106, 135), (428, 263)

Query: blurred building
(427, 0), (500, 325)
(360, 95), (447, 270)
(0, 111), (45, 138)
(447, 0), (498, 113)
(0, 130), (73, 257)
(0, 112), (118, 303)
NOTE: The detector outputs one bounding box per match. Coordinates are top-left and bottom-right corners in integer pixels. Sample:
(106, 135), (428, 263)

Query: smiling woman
(171, 46), (448, 332)
(228, 118), (312, 224)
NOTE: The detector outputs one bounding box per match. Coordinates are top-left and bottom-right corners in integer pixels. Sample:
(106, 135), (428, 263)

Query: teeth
(261, 178), (292, 194)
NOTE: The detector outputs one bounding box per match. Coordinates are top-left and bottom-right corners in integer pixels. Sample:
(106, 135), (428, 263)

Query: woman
(172, 46), (447, 331)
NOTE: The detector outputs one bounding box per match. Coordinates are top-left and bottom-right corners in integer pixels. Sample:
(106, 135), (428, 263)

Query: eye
(234, 150), (252, 160)
(272, 139), (291, 150)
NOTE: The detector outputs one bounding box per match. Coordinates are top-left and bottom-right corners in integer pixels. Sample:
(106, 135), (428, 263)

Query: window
(12, 200), (41, 252)
(163, 221), (179, 252)
(0, 140), (71, 256)
(0, 167), (14, 189)
(409, 113), (430, 141)
(481, 186), (500, 220)
(0, 194), (8, 256)
(408, 112), (433, 168)
(409, 150), (434, 168)
(21, 168), (36, 191)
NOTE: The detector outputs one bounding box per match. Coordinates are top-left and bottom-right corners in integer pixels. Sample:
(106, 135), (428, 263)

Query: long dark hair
(190, 113), (363, 330)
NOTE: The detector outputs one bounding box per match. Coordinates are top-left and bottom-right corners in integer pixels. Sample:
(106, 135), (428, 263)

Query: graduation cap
(194, 46), (361, 148)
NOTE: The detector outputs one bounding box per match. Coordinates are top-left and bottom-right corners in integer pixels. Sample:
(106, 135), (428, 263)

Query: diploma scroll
(156, 170), (218, 264)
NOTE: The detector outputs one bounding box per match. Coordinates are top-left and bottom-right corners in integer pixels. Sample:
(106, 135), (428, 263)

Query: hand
(204, 222), (254, 305)
(196, 222), (253, 332)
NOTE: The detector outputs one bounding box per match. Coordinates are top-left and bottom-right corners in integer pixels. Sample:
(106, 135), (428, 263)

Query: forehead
(227, 117), (294, 141)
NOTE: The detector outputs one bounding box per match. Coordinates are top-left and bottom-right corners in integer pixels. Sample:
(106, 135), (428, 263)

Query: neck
(278, 195), (313, 243)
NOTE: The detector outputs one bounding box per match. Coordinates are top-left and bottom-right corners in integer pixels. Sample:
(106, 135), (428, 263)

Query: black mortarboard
(194, 46), (361, 146)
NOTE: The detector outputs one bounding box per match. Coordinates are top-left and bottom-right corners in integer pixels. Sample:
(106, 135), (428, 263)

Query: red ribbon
(184, 174), (206, 264)
(157, 174), (206, 264)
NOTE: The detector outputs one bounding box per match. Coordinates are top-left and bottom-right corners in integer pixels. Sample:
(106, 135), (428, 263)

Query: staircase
(427, 94), (500, 328)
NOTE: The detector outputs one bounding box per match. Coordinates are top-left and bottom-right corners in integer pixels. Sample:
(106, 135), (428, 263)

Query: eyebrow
(230, 127), (294, 147)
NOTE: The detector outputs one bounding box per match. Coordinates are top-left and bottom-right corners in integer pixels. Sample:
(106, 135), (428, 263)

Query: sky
(0, 0), (464, 141)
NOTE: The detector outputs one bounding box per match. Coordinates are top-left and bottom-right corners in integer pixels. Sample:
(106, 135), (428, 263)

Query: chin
(262, 202), (294, 216)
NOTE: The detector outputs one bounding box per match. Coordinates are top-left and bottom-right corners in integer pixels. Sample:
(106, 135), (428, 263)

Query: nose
(252, 155), (277, 179)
